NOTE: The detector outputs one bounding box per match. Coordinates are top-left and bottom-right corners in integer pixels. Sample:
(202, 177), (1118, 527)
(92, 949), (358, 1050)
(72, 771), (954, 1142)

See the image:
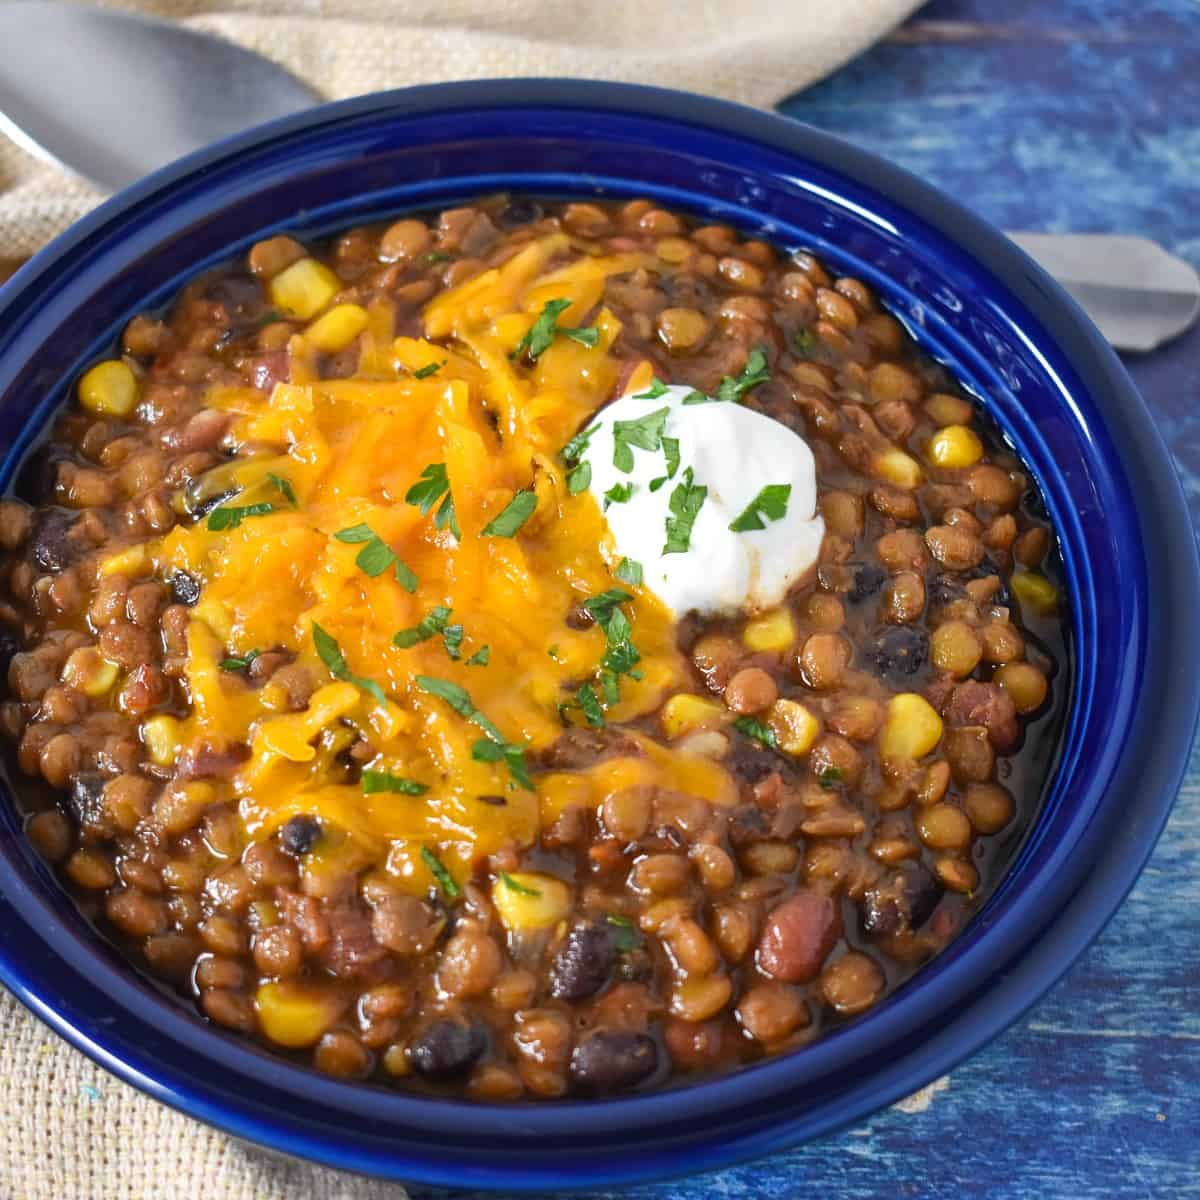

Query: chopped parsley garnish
(794, 328), (816, 356)
(499, 872), (541, 897)
(612, 406), (669, 473)
(362, 770), (428, 796)
(412, 360), (445, 379)
(334, 522), (418, 592)
(219, 649), (261, 672)
(663, 467), (707, 554)
(606, 913), (641, 951)
(615, 557), (643, 586)
(633, 377), (669, 400)
(715, 346), (771, 402)
(481, 489), (537, 537)
(728, 483), (792, 533)
(733, 715), (778, 749)
(253, 308), (284, 329)
(604, 482), (634, 509)
(466, 645), (490, 667)
(404, 462), (460, 539)
(266, 472), (297, 508)
(583, 588), (634, 624)
(415, 675), (531, 789)
(818, 765), (845, 789)
(206, 501), (274, 531)
(442, 623), (465, 661)
(312, 622), (387, 706)
(576, 683), (605, 728)
(649, 435), (680, 492)
(392, 606), (452, 648)
(511, 298), (600, 361)
(547, 644), (561, 660)
(681, 389), (716, 405)
(561, 423), (599, 465)
(425, 251), (452, 264)
(567, 461), (592, 494)
(420, 846), (461, 898)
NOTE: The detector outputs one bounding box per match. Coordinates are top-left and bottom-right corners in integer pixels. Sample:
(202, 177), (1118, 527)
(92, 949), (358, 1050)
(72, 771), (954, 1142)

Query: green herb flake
(733, 715), (779, 749)
(480, 489), (537, 538)
(818, 765), (845, 790)
(392, 606), (452, 649)
(547, 644), (561, 660)
(715, 346), (771, 403)
(728, 483), (792, 533)
(362, 770), (429, 796)
(442, 623), (465, 661)
(567, 461), (592, 494)
(681, 389), (716, 405)
(466, 645), (491, 667)
(266, 472), (298, 508)
(663, 467), (708, 555)
(312, 622), (388, 706)
(420, 846), (461, 898)
(576, 683), (605, 728)
(612, 406), (669, 473)
(219, 649), (261, 672)
(510, 298), (599, 362)
(412, 360), (446, 379)
(415, 675), (530, 788)
(425, 251), (452, 265)
(561, 325), (600, 348)
(614, 557), (643, 586)
(793, 328), (816, 356)
(499, 871), (541, 897)
(649, 435), (681, 492)
(633, 377), (669, 400)
(334, 522), (418, 590)
(206, 501), (275, 531)
(606, 913), (641, 952)
(470, 737), (533, 790)
(404, 462), (460, 540)
(604, 482), (634, 510)
(560, 423), (599, 465)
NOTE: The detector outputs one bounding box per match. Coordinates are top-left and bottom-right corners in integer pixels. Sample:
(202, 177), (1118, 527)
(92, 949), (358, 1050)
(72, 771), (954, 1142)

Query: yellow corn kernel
(661, 693), (726, 740)
(61, 647), (120, 698)
(255, 981), (345, 1048)
(880, 693), (944, 760)
(1011, 570), (1058, 615)
(141, 715), (183, 767)
(927, 425), (984, 469)
(767, 699), (821, 756)
(78, 360), (138, 417)
(303, 303), (369, 353)
(742, 608), (796, 653)
(269, 258), (341, 320)
(250, 900), (278, 929)
(871, 447), (924, 490)
(492, 872), (571, 932)
(99, 543), (148, 577)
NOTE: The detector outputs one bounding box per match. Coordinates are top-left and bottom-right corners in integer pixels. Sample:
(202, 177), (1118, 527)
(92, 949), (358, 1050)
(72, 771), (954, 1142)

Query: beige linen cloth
(0, 2), (920, 1196)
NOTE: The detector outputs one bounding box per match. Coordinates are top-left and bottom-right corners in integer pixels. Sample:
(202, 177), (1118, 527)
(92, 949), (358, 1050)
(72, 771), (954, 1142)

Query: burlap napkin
(0, 2), (920, 1196)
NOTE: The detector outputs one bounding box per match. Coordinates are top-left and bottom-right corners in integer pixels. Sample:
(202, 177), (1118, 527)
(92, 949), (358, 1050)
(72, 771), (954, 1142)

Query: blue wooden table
(416, 3), (1200, 1196)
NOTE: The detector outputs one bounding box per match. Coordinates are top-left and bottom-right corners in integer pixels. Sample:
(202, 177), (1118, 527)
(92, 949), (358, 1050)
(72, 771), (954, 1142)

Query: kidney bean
(757, 891), (842, 983)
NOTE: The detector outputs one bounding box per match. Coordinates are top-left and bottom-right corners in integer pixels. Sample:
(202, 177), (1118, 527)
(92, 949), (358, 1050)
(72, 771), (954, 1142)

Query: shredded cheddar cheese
(126, 235), (738, 892)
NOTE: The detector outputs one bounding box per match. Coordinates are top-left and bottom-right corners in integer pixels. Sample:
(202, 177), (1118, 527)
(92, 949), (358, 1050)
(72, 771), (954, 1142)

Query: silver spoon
(0, 2), (1196, 352)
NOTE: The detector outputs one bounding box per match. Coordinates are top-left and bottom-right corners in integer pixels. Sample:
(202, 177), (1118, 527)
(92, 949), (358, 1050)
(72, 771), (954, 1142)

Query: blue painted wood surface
(414, 2), (1200, 1196)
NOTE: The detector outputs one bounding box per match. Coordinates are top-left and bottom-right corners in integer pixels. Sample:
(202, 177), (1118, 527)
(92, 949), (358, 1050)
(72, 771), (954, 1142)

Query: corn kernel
(141, 714), (183, 767)
(269, 258), (341, 320)
(1011, 570), (1058, 615)
(927, 425), (984, 469)
(99, 543), (148, 577)
(871, 446), (924, 490)
(78, 360), (138, 417)
(742, 608), (796, 653)
(250, 900), (278, 929)
(303, 303), (369, 353)
(661, 693), (726, 740)
(492, 872), (571, 931)
(767, 698), (821, 756)
(255, 981), (345, 1048)
(61, 647), (120, 698)
(880, 693), (944, 760)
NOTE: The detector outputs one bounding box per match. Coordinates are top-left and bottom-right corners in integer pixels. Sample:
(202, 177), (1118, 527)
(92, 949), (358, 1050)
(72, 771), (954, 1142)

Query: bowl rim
(0, 78), (1197, 1190)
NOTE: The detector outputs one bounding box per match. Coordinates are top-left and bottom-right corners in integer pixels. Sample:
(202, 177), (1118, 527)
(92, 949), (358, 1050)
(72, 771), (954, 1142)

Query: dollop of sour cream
(585, 384), (824, 617)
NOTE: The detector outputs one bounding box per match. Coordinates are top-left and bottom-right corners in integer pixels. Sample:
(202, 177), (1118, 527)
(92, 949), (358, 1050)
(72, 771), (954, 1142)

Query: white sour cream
(585, 384), (824, 617)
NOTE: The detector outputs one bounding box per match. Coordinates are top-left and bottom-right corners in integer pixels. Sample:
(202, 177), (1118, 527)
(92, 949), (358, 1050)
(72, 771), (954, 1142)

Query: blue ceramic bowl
(0, 81), (1196, 1190)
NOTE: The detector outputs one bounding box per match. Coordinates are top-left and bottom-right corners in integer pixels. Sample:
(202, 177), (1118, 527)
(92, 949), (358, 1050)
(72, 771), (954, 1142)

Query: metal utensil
(0, 3), (1196, 353)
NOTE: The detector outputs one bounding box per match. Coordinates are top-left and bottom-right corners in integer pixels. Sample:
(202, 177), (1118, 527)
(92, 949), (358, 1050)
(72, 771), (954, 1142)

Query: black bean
(497, 198), (543, 228)
(204, 275), (265, 328)
(550, 923), (616, 1002)
(862, 865), (942, 937)
(849, 563), (887, 604)
(408, 1019), (488, 1081)
(279, 814), (321, 856)
(928, 574), (968, 609)
(569, 1031), (658, 1095)
(16, 450), (65, 504)
(666, 274), (714, 309)
(28, 509), (77, 573)
(724, 744), (778, 786)
(170, 571), (202, 606)
(66, 771), (107, 828)
(0, 624), (21, 679)
(614, 946), (653, 983)
(565, 603), (594, 631)
(865, 625), (929, 683)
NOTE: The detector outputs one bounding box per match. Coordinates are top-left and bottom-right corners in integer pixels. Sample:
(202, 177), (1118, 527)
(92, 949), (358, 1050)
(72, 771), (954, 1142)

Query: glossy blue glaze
(0, 79), (1195, 1191)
